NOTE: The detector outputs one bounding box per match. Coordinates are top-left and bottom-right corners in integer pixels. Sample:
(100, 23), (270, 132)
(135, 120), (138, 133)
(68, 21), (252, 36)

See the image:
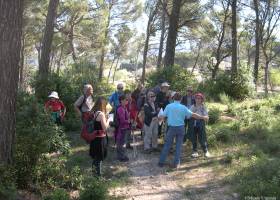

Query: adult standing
(143, 91), (159, 153)
(131, 83), (144, 103)
(74, 84), (94, 122)
(181, 86), (195, 108)
(158, 92), (208, 168)
(124, 90), (137, 149)
(115, 95), (130, 162)
(155, 82), (170, 137)
(181, 86), (196, 141)
(88, 97), (109, 176)
(45, 91), (66, 125)
(109, 83), (124, 111)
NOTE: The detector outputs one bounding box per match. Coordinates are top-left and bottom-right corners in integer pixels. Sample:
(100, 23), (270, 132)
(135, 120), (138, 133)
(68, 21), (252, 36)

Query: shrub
(270, 68), (280, 88)
(208, 108), (220, 124)
(35, 156), (83, 191)
(198, 65), (253, 100)
(79, 178), (109, 200)
(146, 65), (197, 93)
(234, 158), (280, 198)
(15, 92), (70, 188)
(43, 188), (70, 200)
(0, 165), (17, 200)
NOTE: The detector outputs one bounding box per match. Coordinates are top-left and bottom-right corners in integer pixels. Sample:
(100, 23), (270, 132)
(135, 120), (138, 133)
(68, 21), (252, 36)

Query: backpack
(81, 111), (105, 143)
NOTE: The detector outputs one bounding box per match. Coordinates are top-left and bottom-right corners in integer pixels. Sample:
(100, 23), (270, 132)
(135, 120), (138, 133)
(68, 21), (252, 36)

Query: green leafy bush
(270, 68), (280, 88)
(35, 156), (83, 190)
(208, 108), (221, 124)
(146, 65), (197, 93)
(234, 158), (280, 198)
(43, 188), (70, 200)
(0, 165), (17, 200)
(198, 65), (253, 100)
(15, 92), (70, 188)
(80, 178), (109, 200)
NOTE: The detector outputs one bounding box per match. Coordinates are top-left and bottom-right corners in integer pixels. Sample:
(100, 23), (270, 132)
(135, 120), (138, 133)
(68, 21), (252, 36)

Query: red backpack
(81, 111), (106, 143)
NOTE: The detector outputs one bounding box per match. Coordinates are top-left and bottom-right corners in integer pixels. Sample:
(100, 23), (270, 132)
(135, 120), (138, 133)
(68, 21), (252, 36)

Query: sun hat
(195, 92), (204, 100)
(48, 91), (59, 99)
(161, 82), (170, 87)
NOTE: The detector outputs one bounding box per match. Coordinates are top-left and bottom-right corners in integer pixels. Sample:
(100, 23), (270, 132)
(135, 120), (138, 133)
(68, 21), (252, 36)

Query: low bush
(208, 108), (221, 124)
(43, 188), (70, 200)
(234, 158), (280, 198)
(0, 165), (17, 200)
(79, 178), (109, 200)
(35, 156), (83, 191)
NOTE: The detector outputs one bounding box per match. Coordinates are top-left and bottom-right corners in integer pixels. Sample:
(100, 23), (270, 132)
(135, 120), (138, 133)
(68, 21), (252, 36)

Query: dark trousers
(92, 159), (102, 176)
(192, 126), (208, 153)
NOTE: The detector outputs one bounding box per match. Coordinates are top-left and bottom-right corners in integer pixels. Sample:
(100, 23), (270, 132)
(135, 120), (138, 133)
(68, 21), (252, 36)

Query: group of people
(44, 81), (210, 176)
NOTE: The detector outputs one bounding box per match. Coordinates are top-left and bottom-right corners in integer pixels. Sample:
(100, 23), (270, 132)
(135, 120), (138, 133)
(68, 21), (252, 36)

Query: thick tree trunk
(38, 0), (59, 78)
(164, 0), (182, 67)
(19, 35), (25, 90)
(0, 0), (23, 164)
(157, 1), (167, 69)
(231, 0), (238, 78)
(253, 0), (260, 90)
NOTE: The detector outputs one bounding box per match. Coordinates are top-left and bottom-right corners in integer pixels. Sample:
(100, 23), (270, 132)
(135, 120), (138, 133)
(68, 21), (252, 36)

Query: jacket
(144, 102), (158, 126)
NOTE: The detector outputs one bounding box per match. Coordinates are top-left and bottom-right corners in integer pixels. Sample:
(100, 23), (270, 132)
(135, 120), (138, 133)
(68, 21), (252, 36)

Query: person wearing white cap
(45, 91), (66, 124)
(74, 84), (94, 122)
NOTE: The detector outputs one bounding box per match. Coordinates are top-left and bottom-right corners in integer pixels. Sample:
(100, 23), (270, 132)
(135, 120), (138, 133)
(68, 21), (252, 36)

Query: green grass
(202, 94), (280, 198)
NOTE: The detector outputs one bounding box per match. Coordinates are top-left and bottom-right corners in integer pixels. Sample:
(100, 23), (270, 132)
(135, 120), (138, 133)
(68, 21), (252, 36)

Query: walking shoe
(205, 151), (211, 158)
(191, 151), (199, 158)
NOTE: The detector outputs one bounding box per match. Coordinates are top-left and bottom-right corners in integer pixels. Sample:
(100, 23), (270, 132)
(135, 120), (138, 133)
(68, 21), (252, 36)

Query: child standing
(188, 93), (210, 158)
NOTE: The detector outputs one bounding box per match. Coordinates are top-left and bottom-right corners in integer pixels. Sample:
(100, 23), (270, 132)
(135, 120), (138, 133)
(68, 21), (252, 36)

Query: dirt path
(110, 131), (238, 200)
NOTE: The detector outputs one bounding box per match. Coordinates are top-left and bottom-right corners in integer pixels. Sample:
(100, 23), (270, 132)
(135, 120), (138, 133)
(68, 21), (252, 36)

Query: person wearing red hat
(187, 92), (211, 158)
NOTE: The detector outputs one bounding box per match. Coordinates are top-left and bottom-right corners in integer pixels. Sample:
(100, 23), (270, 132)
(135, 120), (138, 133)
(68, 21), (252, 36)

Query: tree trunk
(98, 5), (112, 81)
(113, 56), (120, 84)
(19, 35), (25, 90)
(212, 61), (222, 79)
(56, 46), (63, 76)
(0, 0), (23, 164)
(191, 45), (201, 74)
(157, 0), (167, 69)
(141, 22), (151, 84)
(164, 0), (182, 67)
(253, 0), (260, 90)
(38, 0), (59, 78)
(69, 26), (77, 61)
(231, 0), (238, 78)
(264, 59), (269, 96)
(141, 2), (159, 84)
(107, 56), (116, 83)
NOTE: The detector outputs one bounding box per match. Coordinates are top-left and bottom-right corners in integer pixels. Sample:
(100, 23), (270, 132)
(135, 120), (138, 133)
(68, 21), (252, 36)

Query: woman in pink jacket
(115, 95), (131, 162)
